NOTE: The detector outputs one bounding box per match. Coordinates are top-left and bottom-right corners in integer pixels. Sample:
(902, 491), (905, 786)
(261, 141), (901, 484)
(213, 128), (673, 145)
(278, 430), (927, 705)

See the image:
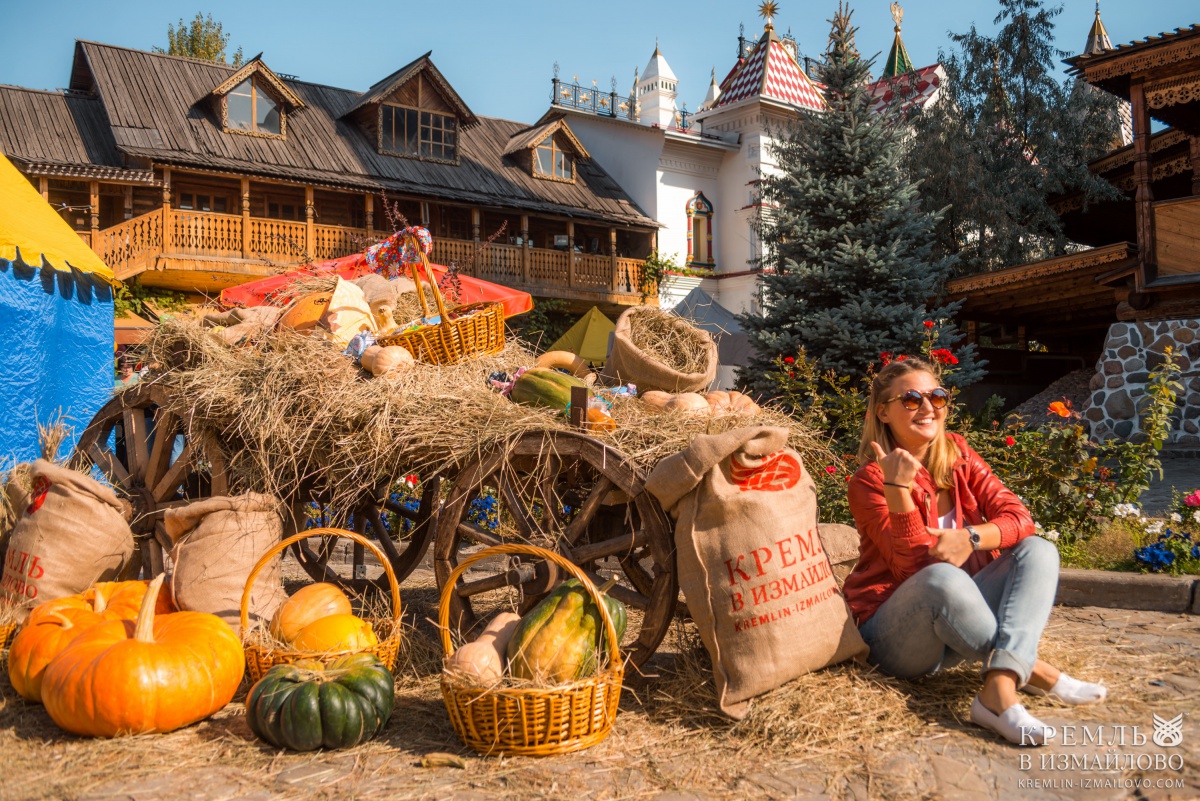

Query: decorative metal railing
(551, 77), (637, 122)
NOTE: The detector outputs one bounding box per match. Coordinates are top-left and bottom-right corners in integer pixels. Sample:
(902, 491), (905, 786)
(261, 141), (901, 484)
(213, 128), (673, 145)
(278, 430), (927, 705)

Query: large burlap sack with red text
(166, 493), (286, 636)
(646, 427), (867, 719)
(1, 460), (134, 610)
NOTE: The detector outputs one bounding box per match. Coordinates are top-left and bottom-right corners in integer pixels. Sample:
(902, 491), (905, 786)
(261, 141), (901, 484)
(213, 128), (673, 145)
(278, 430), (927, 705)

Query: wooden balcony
(1153, 196), (1200, 280)
(91, 208), (653, 306)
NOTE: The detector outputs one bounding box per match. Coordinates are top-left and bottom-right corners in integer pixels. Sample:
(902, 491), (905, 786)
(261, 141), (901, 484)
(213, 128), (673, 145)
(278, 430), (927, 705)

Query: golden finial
(758, 1), (779, 31)
(890, 2), (903, 32)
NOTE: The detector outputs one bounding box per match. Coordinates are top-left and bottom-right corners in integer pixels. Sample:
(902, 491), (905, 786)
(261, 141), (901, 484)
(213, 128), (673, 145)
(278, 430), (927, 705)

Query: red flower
(824, 465), (837, 475)
(1005, 435), (1016, 447)
(879, 351), (893, 365)
(788, 371), (795, 378)
(931, 348), (958, 365)
(923, 320), (935, 329)
(895, 354), (908, 362)
(783, 356), (795, 364)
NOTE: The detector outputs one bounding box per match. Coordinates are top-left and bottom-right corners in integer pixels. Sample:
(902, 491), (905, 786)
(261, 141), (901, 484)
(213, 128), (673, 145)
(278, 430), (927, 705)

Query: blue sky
(0, 1), (1194, 124)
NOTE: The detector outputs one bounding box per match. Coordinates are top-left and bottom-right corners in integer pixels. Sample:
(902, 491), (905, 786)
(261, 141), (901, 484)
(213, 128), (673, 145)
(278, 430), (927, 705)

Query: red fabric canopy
(218, 253), (534, 319)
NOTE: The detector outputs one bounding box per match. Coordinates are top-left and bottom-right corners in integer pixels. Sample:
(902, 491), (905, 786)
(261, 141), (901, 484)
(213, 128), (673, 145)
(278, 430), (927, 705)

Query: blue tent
(0, 154), (115, 462)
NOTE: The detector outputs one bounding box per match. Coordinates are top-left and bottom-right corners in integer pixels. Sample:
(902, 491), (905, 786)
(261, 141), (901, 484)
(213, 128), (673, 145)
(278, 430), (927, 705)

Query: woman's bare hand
(929, 527), (973, 566)
(870, 440), (921, 487)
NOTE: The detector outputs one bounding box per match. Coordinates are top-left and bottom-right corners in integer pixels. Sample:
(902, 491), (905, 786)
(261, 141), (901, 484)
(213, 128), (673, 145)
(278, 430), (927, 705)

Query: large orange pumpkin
(269, 583), (353, 643)
(7, 607), (103, 702)
(41, 575), (244, 737)
(30, 580), (175, 625)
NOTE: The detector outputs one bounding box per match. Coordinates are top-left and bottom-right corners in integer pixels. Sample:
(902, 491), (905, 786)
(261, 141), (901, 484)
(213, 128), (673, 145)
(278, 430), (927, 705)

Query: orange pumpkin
(640, 390), (673, 408)
(269, 583), (353, 643)
(7, 607), (103, 703)
(41, 575), (244, 737)
(290, 613), (379, 652)
(31, 580), (175, 625)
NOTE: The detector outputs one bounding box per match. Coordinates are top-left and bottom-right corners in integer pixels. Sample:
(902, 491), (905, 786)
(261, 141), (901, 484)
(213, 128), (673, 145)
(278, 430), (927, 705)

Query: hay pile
(142, 312), (830, 511)
(625, 307), (711, 375)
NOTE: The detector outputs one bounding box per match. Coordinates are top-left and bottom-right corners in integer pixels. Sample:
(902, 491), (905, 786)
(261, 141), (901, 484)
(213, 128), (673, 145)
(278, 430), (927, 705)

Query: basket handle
(416, 248), (451, 323)
(240, 527), (402, 637)
(436, 543), (621, 669)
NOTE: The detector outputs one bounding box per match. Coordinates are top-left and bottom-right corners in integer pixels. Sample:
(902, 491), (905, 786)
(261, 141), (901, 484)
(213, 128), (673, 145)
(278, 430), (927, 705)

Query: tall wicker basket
(438, 544), (624, 757)
(240, 528), (403, 684)
(377, 241), (505, 365)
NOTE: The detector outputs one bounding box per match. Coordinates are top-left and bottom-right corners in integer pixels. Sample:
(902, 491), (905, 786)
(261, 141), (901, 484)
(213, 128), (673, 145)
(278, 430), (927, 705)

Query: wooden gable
(385, 73), (455, 115)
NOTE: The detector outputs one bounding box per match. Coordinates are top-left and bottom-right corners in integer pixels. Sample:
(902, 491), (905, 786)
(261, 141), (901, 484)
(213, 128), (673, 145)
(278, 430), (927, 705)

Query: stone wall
(1085, 320), (1200, 446)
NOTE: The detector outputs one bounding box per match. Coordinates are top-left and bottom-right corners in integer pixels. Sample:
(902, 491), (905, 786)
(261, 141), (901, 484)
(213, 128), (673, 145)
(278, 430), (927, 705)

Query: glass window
(381, 105), (457, 161)
(227, 78), (283, 136)
(534, 135), (573, 181)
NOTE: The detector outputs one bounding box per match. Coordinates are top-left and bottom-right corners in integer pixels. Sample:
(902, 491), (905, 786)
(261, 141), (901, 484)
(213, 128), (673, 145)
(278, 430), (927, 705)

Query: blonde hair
(857, 357), (960, 489)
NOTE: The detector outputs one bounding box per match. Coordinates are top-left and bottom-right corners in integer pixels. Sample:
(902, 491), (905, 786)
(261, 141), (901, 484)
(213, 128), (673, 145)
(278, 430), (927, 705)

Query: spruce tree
(741, 4), (980, 390)
(908, 0), (1119, 275)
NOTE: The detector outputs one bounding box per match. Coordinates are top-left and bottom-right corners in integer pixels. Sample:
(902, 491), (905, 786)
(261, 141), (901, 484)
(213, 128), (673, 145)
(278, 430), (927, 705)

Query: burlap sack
(602, 308), (718, 393)
(1, 460), (134, 608)
(646, 427), (867, 719)
(166, 493), (287, 636)
(818, 523), (861, 587)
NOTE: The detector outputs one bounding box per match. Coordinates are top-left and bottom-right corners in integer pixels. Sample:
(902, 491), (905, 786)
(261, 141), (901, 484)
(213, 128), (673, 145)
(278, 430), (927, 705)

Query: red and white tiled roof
(715, 36), (824, 111)
(867, 64), (943, 115)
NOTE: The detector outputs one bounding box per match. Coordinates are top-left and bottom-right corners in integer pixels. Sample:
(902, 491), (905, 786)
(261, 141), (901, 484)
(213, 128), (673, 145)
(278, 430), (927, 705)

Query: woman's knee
(1014, 535), (1060, 575)
(910, 562), (984, 610)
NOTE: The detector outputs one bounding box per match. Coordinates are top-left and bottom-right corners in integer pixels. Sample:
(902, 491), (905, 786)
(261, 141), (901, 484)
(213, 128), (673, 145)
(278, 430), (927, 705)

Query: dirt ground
(2, 563), (1197, 801)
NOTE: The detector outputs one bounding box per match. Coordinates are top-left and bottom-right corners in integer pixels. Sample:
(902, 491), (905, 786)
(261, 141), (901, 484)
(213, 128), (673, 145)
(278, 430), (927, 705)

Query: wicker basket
(438, 544), (624, 757)
(376, 244), (505, 365)
(0, 621), (18, 671)
(240, 528), (403, 684)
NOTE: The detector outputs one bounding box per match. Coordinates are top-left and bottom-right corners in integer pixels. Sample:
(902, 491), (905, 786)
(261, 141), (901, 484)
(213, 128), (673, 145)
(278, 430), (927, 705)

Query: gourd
(443, 612), (521, 684)
(290, 613), (379, 652)
(7, 606), (103, 702)
(664, 392), (711, 414)
(585, 406), (617, 433)
(31, 580), (175, 625)
(40, 575), (244, 737)
(705, 390), (761, 416)
(509, 367), (587, 411)
(534, 350), (590, 377)
(640, 390), (673, 408)
(270, 583), (353, 643)
(246, 653), (395, 751)
(360, 345), (414, 377)
(507, 578), (627, 684)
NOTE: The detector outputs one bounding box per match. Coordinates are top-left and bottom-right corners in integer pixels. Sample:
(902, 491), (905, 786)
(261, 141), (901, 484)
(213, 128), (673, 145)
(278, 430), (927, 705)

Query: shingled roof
(0, 41), (652, 228)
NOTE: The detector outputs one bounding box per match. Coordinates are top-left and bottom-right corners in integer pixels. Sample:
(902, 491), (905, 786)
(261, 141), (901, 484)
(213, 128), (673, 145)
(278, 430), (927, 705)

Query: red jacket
(842, 432), (1036, 625)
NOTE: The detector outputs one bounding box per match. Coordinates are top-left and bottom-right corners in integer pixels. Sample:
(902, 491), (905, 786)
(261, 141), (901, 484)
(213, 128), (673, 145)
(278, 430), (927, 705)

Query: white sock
(1025, 673), (1107, 705)
(970, 696), (1054, 746)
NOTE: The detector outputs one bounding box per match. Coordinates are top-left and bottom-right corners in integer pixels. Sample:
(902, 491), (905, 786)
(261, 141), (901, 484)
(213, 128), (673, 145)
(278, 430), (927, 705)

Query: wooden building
(947, 20), (1200, 444)
(0, 43), (659, 311)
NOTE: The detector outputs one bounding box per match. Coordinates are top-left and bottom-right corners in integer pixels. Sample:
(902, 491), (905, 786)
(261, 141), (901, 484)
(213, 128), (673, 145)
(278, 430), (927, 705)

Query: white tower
(637, 42), (679, 127)
(700, 68), (721, 111)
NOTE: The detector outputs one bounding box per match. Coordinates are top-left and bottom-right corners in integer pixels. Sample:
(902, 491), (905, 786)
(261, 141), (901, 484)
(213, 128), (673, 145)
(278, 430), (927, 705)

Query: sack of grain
(1, 460), (134, 611)
(646, 426), (867, 719)
(602, 307), (717, 393)
(166, 493), (286, 635)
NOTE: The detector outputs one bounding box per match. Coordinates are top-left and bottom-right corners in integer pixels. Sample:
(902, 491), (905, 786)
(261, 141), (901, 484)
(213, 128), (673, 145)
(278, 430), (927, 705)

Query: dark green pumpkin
(246, 653), (394, 751)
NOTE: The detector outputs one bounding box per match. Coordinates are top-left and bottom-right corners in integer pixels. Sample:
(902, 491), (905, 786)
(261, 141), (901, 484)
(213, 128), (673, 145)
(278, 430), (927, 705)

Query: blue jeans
(858, 536), (1059, 686)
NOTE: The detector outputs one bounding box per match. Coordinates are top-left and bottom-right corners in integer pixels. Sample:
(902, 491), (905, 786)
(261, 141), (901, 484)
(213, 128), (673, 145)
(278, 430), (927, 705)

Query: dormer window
(534, 135), (573, 181)
(228, 78), (281, 136)
(381, 105), (457, 161)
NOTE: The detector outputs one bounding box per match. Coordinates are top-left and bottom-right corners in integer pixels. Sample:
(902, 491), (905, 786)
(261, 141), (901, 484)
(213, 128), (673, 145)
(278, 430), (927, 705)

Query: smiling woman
(843, 356), (1109, 747)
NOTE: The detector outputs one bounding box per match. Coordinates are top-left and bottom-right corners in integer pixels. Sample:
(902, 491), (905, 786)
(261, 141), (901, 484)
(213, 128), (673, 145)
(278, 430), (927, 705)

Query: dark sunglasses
(883, 387), (951, 411)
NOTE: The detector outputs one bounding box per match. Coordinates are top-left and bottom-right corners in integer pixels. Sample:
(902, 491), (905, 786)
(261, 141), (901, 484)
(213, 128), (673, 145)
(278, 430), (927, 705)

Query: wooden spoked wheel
(433, 431), (677, 670)
(71, 382), (229, 579)
(285, 476), (442, 593)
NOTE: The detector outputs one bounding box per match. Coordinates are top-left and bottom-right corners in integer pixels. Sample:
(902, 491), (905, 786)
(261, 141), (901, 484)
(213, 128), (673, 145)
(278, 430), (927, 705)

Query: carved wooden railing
(313, 224), (368, 262)
(94, 208), (163, 278)
(1153, 197), (1200, 278)
(616, 257), (648, 294)
(169, 211), (242, 257)
(528, 248), (570, 286)
(249, 219), (308, 260)
(474, 243), (524, 285)
(573, 254), (611, 290)
(431, 238), (476, 269)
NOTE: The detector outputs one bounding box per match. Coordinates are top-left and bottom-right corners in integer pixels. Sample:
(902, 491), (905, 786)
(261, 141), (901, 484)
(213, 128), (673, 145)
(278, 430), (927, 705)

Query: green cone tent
(547, 306), (614, 366)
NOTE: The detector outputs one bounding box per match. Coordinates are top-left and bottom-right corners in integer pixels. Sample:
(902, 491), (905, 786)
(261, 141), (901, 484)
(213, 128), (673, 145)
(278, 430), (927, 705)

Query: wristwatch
(966, 525), (981, 550)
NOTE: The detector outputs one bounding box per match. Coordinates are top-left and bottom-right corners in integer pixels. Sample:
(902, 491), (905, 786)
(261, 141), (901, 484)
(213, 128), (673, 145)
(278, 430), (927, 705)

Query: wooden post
(520, 214), (530, 285)
(123, 186), (133, 221)
(567, 221), (575, 288)
(241, 178), (251, 258)
(966, 320), (978, 346)
(1130, 79), (1155, 288)
(569, 386), (588, 429)
(610, 227), (619, 291)
(420, 201), (430, 227)
(1017, 325), (1027, 351)
(305, 186), (315, 258)
(161, 167), (171, 250)
(89, 180), (100, 242)
(365, 194), (374, 240)
(471, 208), (481, 242)
(38, 177), (48, 201)
(1191, 135), (1200, 197)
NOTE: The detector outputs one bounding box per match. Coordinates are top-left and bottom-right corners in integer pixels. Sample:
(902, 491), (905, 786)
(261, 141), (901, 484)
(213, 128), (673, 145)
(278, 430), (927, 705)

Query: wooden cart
(73, 383), (679, 669)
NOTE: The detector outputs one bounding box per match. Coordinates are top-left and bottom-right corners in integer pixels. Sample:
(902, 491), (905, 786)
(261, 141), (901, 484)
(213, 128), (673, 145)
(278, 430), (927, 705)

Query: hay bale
(602, 307), (718, 393)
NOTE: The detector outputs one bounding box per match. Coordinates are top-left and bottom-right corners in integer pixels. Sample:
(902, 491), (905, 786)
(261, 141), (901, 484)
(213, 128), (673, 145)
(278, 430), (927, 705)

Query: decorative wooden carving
(1081, 37), (1200, 83)
(1146, 75), (1200, 109)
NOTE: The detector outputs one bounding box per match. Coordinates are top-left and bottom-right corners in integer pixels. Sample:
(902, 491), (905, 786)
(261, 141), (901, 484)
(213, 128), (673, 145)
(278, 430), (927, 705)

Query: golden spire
(759, 1), (779, 32)
(890, 2), (903, 32)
